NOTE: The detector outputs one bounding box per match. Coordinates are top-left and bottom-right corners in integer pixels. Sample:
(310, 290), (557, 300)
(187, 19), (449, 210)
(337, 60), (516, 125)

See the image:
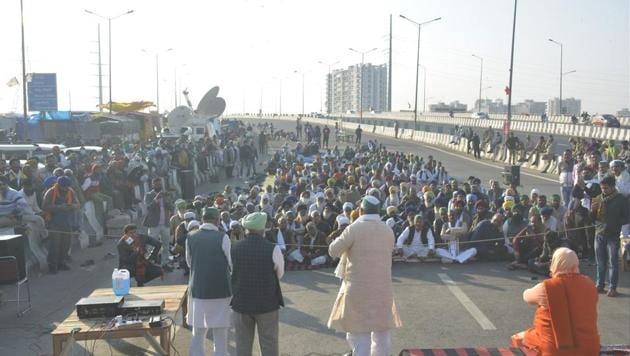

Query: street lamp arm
(84, 9), (108, 20)
(112, 9), (134, 20)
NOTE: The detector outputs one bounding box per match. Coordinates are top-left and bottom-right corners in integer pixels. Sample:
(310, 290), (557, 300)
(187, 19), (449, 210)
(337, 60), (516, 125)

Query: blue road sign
(27, 73), (58, 112)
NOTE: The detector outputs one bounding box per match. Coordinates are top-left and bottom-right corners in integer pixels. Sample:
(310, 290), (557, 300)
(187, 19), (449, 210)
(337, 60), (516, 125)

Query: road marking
(438, 273), (496, 330)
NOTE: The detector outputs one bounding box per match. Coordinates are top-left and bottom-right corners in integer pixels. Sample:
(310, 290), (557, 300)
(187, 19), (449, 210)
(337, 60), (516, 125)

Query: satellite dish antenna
(166, 106), (193, 126)
(196, 86), (226, 118)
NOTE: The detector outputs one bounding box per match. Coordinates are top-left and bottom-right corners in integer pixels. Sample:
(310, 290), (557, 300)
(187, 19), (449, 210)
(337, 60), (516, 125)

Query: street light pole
(506, 0), (518, 129)
(472, 54), (483, 112)
(85, 9), (134, 114)
(19, 0), (28, 121)
(349, 48), (377, 123)
(294, 70), (305, 115)
(400, 15), (441, 130)
(548, 38), (564, 115)
(97, 24), (103, 112)
(142, 48), (173, 114)
(419, 65), (427, 113)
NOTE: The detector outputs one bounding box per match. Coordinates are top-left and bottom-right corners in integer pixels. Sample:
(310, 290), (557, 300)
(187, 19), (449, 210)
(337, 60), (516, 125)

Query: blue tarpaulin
(27, 111), (91, 124)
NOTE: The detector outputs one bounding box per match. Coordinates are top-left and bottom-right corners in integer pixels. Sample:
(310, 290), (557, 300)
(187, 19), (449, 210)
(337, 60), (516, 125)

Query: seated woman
(511, 247), (600, 356)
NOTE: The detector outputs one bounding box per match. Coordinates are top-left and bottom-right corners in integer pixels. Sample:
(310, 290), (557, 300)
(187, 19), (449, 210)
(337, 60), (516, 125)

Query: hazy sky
(1, 0), (628, 115)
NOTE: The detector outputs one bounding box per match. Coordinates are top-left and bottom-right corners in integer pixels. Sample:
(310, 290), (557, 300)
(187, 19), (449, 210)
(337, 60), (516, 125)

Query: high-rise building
(512, 100), (547, 115)
(429, 101), (468, 113)
(327, 63), (388, 114)
(475, 98), (507, 114)
(547, 97), (581, 116)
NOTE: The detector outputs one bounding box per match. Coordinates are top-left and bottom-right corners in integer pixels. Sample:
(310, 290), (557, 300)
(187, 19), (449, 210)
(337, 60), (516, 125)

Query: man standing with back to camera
(231, 212), (285, 356)
(186, 207), (232, 356)
(328, 196), (402, 356)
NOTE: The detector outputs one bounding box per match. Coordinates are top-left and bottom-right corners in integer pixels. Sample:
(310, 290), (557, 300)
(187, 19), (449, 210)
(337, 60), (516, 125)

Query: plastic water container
(112, 268), (130, 296)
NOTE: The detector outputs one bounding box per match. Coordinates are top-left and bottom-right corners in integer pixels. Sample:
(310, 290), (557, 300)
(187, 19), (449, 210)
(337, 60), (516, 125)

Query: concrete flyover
(225, 113), (630, 157)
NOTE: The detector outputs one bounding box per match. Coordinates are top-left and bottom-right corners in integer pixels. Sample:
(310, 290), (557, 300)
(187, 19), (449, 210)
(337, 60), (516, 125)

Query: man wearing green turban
(231, 212), (285, 356)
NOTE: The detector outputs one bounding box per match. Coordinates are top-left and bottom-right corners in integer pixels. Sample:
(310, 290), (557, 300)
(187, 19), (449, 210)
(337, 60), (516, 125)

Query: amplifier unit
(76, 296), (124, 319)
(119, 299), (165, 317)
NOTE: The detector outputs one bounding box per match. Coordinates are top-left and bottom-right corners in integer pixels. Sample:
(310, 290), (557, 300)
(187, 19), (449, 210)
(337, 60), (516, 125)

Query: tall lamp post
(419, 65), (428, 113)
(348, 47), (377, 123)
(19, 0), (28, 121)
(472, 54), (484, 112)
(400, 15), (441, 130)
(85, 9), (134, 113)
(548, 38), (564, 115)
(318, 60), (339, 115)
(141, 48), (173, 113)
(293, 70), (306, 116)
(506, 0), (518, 130)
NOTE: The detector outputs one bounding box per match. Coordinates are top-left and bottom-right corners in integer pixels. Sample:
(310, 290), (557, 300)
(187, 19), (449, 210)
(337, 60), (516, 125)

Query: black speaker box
(0, 234), (26, 282)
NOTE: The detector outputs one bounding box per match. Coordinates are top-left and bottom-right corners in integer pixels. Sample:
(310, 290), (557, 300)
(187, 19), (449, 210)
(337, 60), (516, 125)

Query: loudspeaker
(180, 170), (195, 200)
(0, 234), (26, 282)
(502, 165), (520, 186)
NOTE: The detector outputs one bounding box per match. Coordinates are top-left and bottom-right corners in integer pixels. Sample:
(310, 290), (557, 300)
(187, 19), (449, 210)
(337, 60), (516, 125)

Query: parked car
(591, 114), (621, 128)
(471, 112), (489, 120)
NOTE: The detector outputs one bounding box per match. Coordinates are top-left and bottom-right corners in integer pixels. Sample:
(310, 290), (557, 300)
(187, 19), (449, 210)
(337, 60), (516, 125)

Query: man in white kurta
(396, 214), (436, 260)
(436, 209), (477, 263)
(186, 207), (232, 356)
(328, 196), (402, 356)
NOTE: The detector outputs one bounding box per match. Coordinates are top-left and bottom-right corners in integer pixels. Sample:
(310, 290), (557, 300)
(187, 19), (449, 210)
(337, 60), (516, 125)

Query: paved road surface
(1, 119), (627, 356)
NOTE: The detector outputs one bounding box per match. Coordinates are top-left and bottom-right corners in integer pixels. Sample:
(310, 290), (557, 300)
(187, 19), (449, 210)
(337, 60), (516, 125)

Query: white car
(471, 112), (489, 119)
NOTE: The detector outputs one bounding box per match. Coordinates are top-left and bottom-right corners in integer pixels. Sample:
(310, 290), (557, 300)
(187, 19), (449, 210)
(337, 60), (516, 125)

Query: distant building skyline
(548, 97), (581, 116)
(327, 63), (388, 114)
(429, 101), (468, 113)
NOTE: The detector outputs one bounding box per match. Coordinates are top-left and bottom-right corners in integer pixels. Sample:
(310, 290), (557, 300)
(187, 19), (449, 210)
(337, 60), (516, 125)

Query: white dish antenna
(196, 86), (226, 118)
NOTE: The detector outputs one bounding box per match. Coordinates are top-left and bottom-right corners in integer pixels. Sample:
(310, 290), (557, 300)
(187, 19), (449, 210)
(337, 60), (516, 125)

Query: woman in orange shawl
(511, 247), (600, 355)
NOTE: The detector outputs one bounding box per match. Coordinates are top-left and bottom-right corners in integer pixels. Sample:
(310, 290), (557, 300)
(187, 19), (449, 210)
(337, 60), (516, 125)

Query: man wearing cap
(231, 212), (285, 356)
(186, 207), (232, 356)
(42, 176), (80, 273)
(328, 196), (402, 356)
(144, 178), (174, 272)
(170, 199), (188, 240)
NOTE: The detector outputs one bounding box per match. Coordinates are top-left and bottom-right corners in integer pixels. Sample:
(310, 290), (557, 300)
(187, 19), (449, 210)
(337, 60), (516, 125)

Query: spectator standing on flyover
(328, 196), (402, 356)
(42, 176), (80, 273)
(322, 125), (331, 149)
(394, 121), (399, 139)
(505, 133), (519, 165)
(471, 133), (481, 159)
(143, 178), (174, 272)
(355, 125), (363, 145)
(591, 175), (629, 297)
(186, 207), (232, 356)
(231, 212), (285, 356)
(558, 150), (575, 208)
